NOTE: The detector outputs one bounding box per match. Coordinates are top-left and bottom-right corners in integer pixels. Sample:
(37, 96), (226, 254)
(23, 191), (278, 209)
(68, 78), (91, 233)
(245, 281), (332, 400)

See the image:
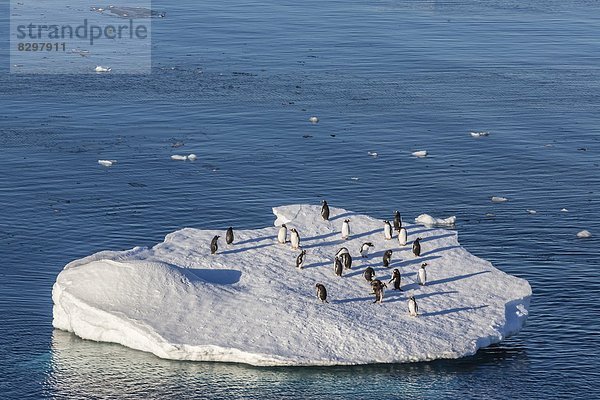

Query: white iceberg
(97, 159), (116, 167)
(415, 214), (456, 227)
(576, 230), (592, 238)
(491, 196), (508, 203)
(94, 66), (111, 73)
(412, 150), (428, 158)
(52, 204), (531, 366)
(308, 116), (319, 124)
(470, 131), (490, 138)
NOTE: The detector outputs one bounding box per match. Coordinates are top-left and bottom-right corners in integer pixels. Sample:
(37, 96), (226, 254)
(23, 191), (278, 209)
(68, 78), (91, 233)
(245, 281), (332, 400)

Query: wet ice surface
(91, 6), (166, 19)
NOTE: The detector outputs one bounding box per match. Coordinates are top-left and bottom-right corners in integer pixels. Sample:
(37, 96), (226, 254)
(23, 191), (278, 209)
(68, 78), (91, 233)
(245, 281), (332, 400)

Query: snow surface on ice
(52, 204), (531, 366)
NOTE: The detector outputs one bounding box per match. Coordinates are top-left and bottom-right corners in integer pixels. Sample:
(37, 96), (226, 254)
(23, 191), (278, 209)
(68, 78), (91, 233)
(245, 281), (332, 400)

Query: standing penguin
(389, 269), (402, 290)
(296, 250), (307, 269)
(340, 252), (352, 270)
(398, 227), (408, 246)
(210, 235), (220, 255)
(278, 224), (287, 244)
(290, 228), (301, 250)
(321, 200), (330, 221)
(363, 266), (376, 282)
(418, 262), (427, 286)
(359, 242), (374, 258)
(408, 296), (418, 316)
(394, 210), (402, 231)
(412, 237), (422, 257)
(371, 280), (387, 304)
(384, 220), (393, 240)
(335, 247), (349, 258)
(225, 227), (234, 245)
(315, 283), (329, 303)
(383, 250), (393, 268)
(341, 219), (351, 240)
(334, 257), (343, 277)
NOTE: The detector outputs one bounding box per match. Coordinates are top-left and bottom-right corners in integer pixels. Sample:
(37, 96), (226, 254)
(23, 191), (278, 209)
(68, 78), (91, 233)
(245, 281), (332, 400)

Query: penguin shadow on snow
(405, 227), (437, 236)
(219, 242), (274, 255)
(301, 261), (329, 269)
(414, 290), (459, 300)
(234, 235), (275, 246)
(302, 230), (340, 245)
(185, 268), (242, 285)
(421, 304), (489, 317)
(396, 255), (441, 268)
(303, 228), (381, 249)
(334, 295), (373, 304)
(417, 233), (456, 244)
(426, 270), (490, 286)
(329, 212), (356, 222)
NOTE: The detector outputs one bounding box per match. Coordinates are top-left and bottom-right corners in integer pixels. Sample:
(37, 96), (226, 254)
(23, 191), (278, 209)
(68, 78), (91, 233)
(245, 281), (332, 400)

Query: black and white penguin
(408, 296), (418, 316)
(334, 257), (343, 277)
(384, 220), (393, 240)
(340, 252), (352, 270)
(225, 227), (234, 245)
(341, 219), (351, 240)
(389, 269), (402, 290)
(210, 235), (220, 255)
(296, 250), (307, 269)
(371, 279), (387, 304)
(290, 228), (301, 250)
(315, 283), (328, 303)
(412, 237), (422, 257)
(383, 249), (393, 268)
(360, 242), (374, 258)
(394, 210), (402, 231)
(335, 247), (349, 258)
(418, 262), (427, 286)
(398, 227), (408, 246)
(321, 200), (330, 221)
(278, 224), (287, 244)
(363, 266), (376, 282)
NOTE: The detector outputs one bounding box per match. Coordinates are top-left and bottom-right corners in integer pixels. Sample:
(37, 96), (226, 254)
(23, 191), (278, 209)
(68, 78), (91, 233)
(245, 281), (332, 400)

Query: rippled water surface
(1, 0), (599, 398)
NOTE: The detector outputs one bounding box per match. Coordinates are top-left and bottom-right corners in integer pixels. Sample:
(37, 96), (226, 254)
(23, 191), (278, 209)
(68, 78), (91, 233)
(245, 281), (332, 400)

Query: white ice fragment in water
(526, 209), (537, 215)
(577, 230), (592, 238)
(98, 160), (116, 167)
(415, 214), (456, 227)
(308, 116), (319, 124)
(367, 151), (378, 157)
(491, 196), (508, 203)
(561, 208), (569, 212)
(412, 150), (428, 158)
(171, 155), (188, 161)
(95, 66), (111, 72)
(470, 131), (490, 138)
(350, 177), (360, 181)
(187, 154), (197, 161)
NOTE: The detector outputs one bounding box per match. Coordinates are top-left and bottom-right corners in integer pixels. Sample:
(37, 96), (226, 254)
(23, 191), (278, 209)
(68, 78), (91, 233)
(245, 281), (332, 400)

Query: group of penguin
(208, 200), (428, 317)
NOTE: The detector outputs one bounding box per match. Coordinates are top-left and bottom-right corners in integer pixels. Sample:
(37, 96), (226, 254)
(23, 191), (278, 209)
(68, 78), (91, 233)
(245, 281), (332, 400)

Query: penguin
(315, 283), (328, 303)
(408, 296), (418, 316)
(412, 237), (422, 257)
(321, 200), (330, 221)
(359, 242), (374, 258)
(371, 280), (387, 303)
(389, 269), (402, 290)
(296, 250), (306, 269)
(210, 235), (220, 255)
(418, 262), (427, 286)
(340, 252), (352, 270)
(398, 227), (408, 246)
(383, 250), (393, 268)
(225, 227), (234, 245)
(341, 219), (351, 240)
(394, 210), (402, 231)
(384, 220), (393, 240)
(290, 228), (301, 250)
(335, 247), (349, 258)
(363, 266), (375, 282)
(278, 224), (287, 244)
(334, 257), (343, 277)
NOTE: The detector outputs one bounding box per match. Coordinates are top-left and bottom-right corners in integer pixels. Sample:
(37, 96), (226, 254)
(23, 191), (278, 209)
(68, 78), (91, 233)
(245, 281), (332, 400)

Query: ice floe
(412, 150), (428, 158)
(98, 160), (116, 167)
(414, 214), (456, 227)
(576, 230), (592, 238)
(491, 196), (508, 203)
(52, 204), (531, 366)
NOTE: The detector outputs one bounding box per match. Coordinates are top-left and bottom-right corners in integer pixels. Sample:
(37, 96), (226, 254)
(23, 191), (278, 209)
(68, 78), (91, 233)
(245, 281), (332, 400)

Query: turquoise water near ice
(1, 0), (599, 398)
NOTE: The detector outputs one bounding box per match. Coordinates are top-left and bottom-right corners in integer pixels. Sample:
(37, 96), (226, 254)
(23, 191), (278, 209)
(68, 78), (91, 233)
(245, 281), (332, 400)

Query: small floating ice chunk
(98, 160), (116, 167)
(171, 155), (188, 161)
(560, 208), (569, 212)
(415, 214), (456, 227)
(491, 196), (508, 203)
(187, 154), (197, 161)
(470, 131), (490, 138)
(94, 66), (111, 73)
(367, 151), (378, 157)
(526, 209), (537, 215)
(350, 177), (360, 181)
(577, 230), (592, 238)
(412, 150), (428, 158)
(308, 116), (319, 124)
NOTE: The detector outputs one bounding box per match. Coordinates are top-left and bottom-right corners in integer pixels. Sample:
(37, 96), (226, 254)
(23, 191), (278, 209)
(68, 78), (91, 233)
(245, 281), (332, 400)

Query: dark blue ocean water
(1, 0), (599, 398)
